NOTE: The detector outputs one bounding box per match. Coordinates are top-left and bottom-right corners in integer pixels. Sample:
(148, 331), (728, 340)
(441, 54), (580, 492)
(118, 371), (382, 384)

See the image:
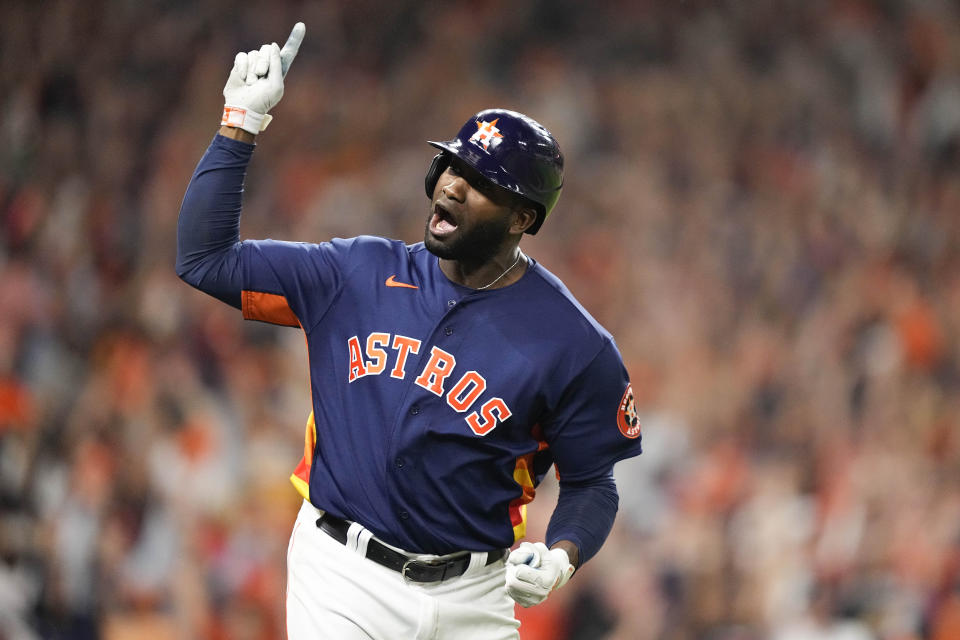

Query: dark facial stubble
(423, 212), (513, 266)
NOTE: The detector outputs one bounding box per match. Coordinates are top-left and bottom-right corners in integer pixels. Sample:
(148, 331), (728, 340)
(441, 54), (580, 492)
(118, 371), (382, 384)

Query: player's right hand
(221, 22), (305, 135)
(504, 541), (574, 608)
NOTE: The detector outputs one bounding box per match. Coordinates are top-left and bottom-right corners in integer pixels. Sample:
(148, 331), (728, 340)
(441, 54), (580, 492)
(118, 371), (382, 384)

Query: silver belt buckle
(401, 558), (417, 583)
(401, 557), (447, 583)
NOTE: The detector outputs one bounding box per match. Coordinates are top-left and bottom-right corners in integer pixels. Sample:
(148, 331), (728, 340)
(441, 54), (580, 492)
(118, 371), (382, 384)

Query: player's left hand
(504, 541), (574, 607)
(221, 22), (305, 135)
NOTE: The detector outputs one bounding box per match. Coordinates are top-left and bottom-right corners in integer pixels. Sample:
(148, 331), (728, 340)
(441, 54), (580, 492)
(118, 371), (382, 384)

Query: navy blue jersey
(178, 135), (642, 559)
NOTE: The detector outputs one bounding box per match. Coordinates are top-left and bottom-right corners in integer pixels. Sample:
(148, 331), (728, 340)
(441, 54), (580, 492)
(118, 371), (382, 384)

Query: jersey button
(447, 299), (456, 308)
(395, 457), (405, 469)
(399, 511), (409, 520)
(444, 326), (453, 336)
(409, 405), (420, 416)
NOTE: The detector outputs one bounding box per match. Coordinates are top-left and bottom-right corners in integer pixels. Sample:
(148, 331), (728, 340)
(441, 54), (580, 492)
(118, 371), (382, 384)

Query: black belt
(316, 513), (506, 583)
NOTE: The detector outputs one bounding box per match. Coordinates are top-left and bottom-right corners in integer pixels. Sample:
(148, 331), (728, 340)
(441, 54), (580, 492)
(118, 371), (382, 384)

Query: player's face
(424, 159), (517, 264)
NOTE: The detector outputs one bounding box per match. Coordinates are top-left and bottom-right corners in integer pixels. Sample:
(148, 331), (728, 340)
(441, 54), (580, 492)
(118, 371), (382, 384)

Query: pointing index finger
(280, 22), (306, 77)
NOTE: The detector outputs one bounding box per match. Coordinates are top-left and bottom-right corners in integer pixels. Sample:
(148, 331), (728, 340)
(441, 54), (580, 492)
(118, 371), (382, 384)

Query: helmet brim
(427, 139), (527, 201)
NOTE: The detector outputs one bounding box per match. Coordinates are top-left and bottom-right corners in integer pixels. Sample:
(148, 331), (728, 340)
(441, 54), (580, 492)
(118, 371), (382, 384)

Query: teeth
(435, 205), (456, 228)
(430, 204), (457, 235)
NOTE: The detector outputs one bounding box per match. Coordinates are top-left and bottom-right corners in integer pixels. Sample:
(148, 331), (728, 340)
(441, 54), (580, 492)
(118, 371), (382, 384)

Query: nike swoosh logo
(385, 275), (418, 289)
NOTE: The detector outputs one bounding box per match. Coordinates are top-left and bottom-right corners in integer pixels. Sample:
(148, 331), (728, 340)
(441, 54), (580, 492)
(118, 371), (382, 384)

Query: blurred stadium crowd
(2, 0), (960, 638)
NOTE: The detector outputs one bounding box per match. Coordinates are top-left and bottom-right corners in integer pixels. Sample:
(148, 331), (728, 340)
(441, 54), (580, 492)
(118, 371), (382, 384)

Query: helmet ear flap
(424, 153), (450, 199)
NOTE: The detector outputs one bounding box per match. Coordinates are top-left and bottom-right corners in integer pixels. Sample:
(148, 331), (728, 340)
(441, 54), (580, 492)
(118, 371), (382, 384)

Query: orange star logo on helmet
(469, 118), (504, 150)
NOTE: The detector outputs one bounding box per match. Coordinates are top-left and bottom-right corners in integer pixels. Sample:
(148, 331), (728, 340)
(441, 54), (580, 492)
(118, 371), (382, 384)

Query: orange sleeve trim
(242, 290), (300, 327)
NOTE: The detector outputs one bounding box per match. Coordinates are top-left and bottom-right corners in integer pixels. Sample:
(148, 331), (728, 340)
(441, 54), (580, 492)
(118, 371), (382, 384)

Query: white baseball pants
(285, 500), (520, 640)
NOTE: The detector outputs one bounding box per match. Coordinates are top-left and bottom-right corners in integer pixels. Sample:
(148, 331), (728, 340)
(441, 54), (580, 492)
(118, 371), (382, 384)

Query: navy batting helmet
(424, 109), (564, 235)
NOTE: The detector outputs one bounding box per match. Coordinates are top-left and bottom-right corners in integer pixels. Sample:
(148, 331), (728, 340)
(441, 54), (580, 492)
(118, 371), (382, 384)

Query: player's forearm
(545, 473), (618, 567)
(175, 134), (255, 308)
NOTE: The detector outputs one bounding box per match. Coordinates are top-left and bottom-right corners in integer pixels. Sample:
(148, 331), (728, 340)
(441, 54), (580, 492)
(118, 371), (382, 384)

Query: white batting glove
(504, 542), (574, 608)
(221, 22), (305, 135)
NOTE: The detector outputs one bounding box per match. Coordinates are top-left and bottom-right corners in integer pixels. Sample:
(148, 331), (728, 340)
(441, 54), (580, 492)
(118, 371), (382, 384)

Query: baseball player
(176, 23), (643, 639)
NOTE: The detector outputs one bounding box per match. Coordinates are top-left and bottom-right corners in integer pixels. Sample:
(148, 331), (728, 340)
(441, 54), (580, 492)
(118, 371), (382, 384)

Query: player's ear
(510, 205), (538, 235)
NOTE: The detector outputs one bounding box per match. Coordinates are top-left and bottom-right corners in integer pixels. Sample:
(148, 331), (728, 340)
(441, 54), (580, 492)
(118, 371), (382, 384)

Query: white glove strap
(221, 104), (273, 135)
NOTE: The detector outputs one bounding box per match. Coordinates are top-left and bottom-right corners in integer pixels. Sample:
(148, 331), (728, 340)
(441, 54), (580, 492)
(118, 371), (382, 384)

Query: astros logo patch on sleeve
(617, 384), (640, 439)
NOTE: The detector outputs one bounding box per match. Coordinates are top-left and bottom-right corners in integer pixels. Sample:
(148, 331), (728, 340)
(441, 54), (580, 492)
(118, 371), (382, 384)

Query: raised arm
(175, 23), (305, 306)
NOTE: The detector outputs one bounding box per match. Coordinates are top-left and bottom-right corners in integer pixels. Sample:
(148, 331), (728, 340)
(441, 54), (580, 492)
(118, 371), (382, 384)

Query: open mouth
(429, 203), (459, 236)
